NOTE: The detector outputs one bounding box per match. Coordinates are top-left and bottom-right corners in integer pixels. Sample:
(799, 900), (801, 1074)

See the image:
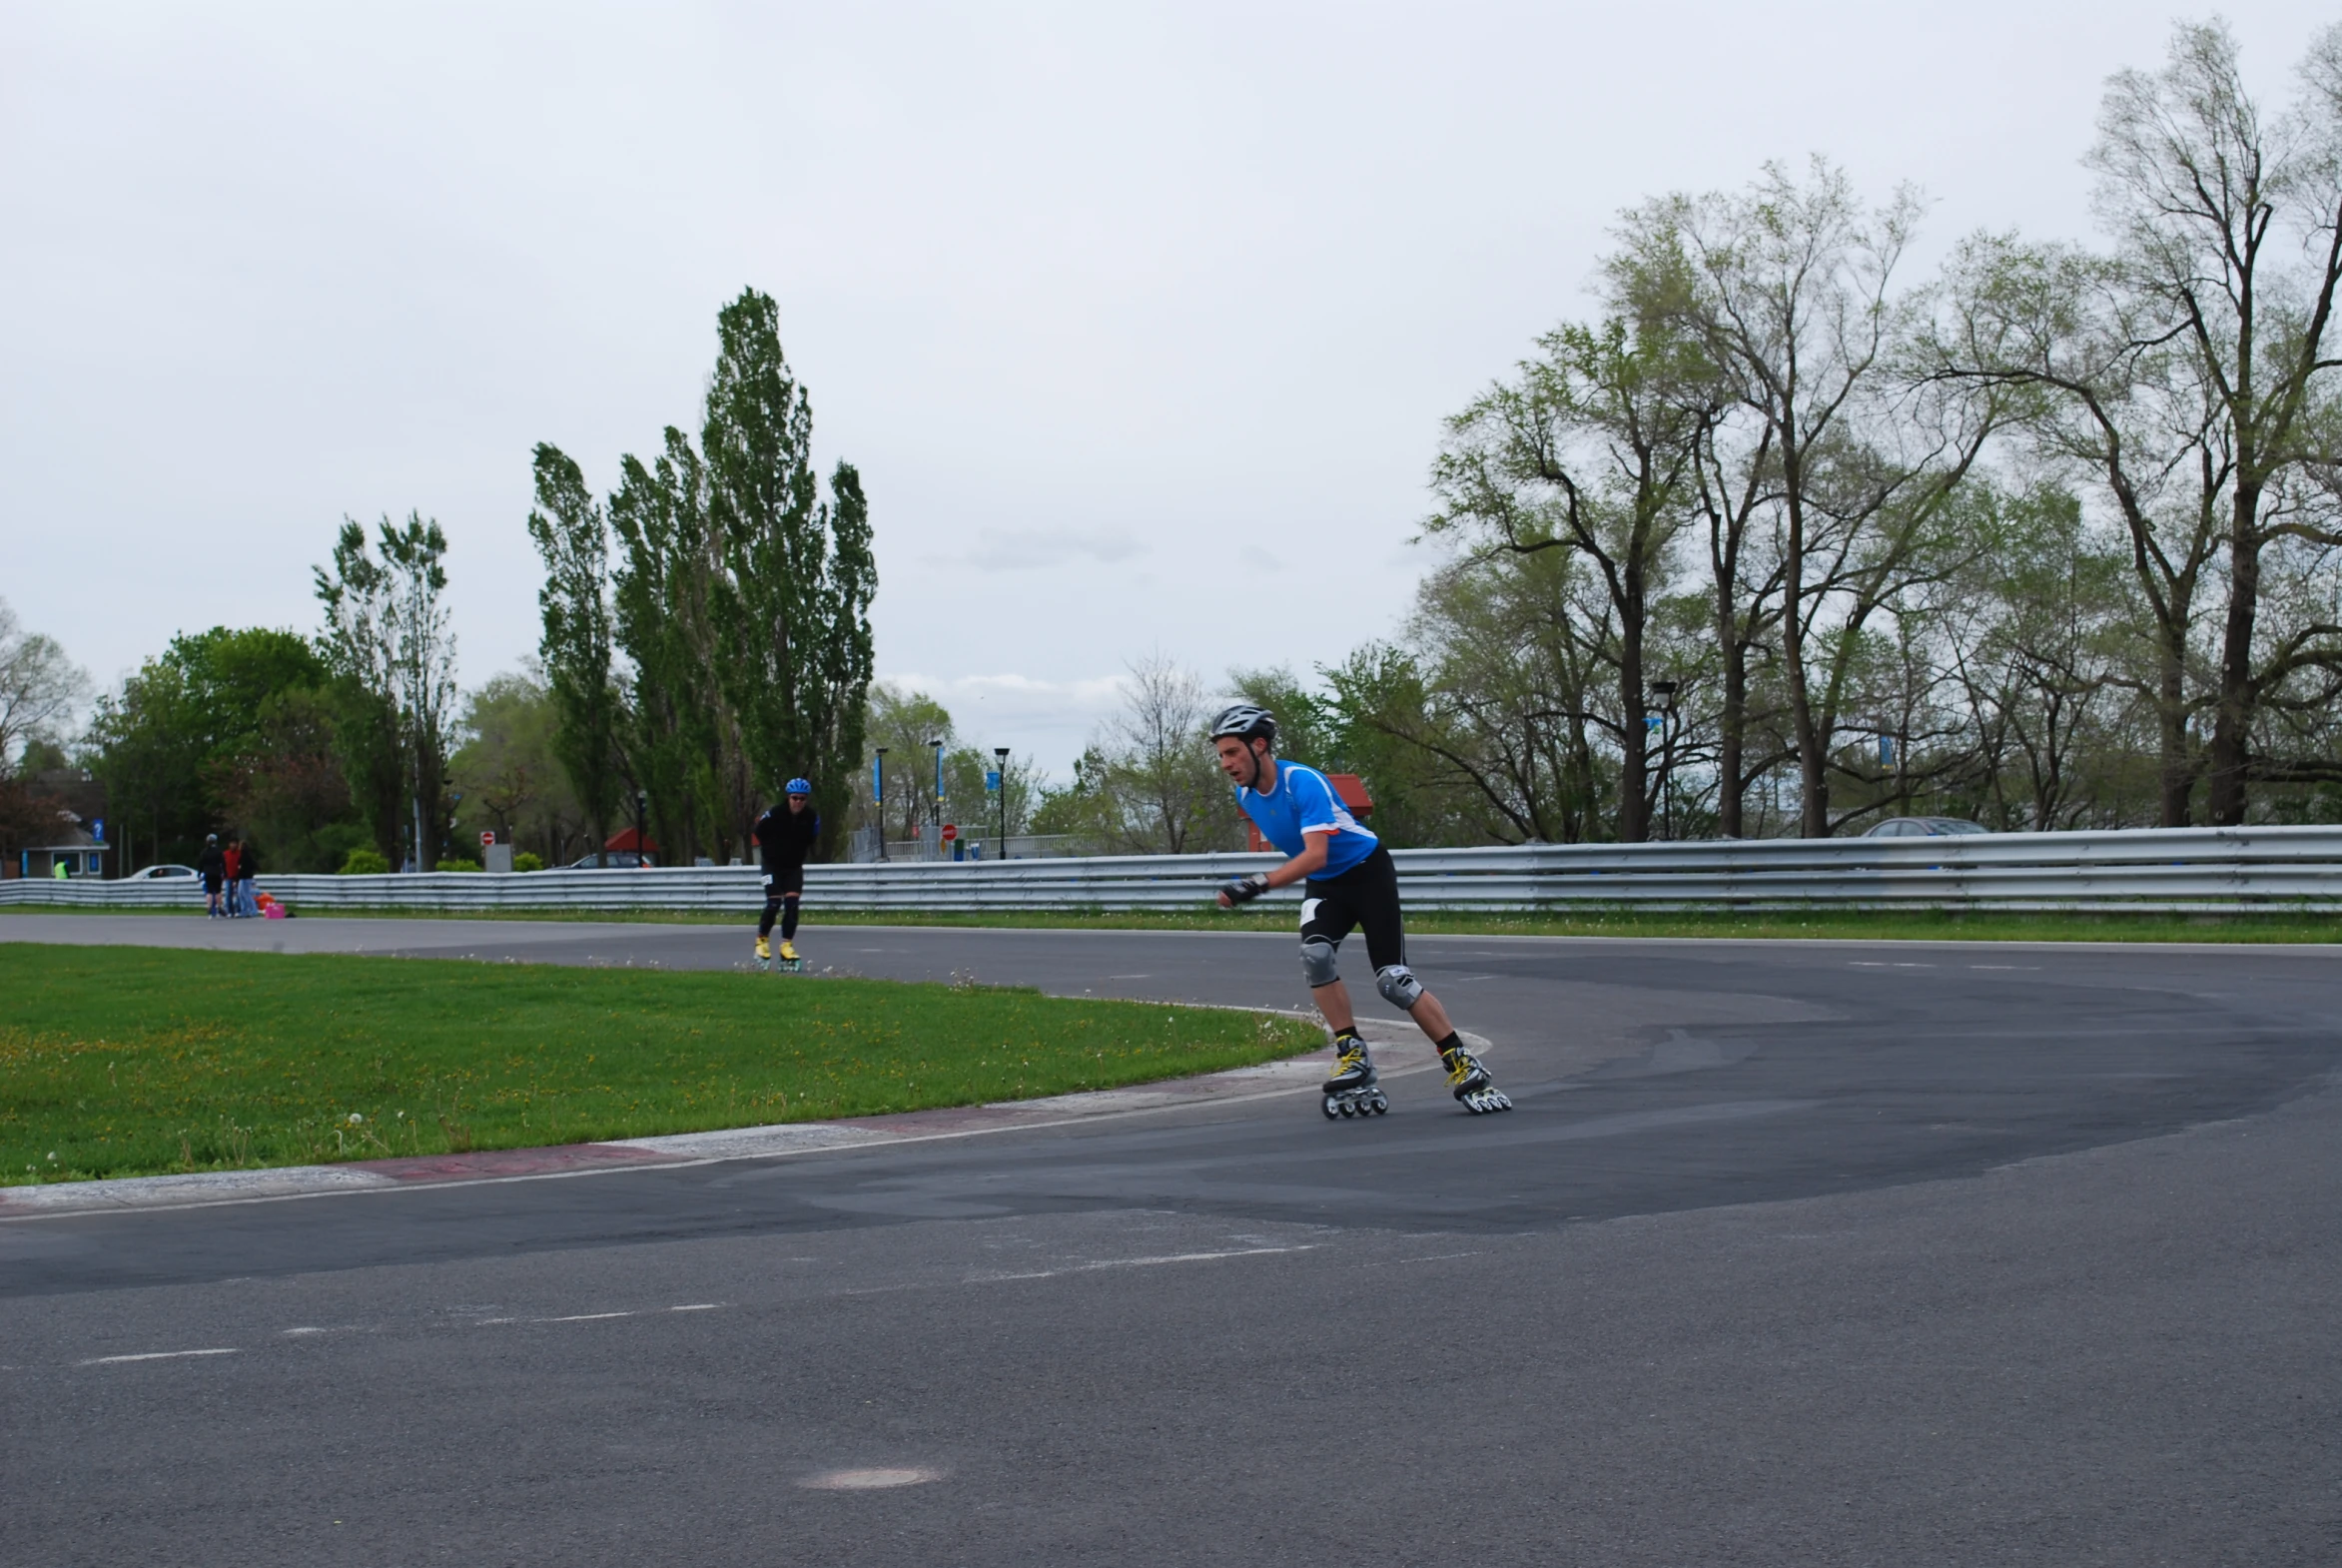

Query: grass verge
(0, 944), (1322, 1185)
(8, 901), (2340, 944)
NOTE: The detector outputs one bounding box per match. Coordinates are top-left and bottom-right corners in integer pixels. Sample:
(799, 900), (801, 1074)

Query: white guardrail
(8, 826), (2342, 915)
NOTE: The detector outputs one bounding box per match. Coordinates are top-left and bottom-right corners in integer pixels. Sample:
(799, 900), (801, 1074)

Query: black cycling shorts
(764, 864), (805, 899)
(1299, 844), (1405, 974)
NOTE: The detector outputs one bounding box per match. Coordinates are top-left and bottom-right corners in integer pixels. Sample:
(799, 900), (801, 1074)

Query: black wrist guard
(1221, 873), (1270, 905)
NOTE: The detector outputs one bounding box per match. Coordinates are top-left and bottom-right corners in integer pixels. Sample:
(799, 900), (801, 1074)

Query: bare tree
(0, 597), (89, 773)
(1093, 652), (1233, 854)
(1624, 160), (2003, 836)
(1939, 22), (2342, 824)
(1430, 308), (1712, 841)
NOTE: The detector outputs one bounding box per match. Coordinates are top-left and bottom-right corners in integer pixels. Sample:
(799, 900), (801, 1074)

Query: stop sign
(941, 823), (958, 842)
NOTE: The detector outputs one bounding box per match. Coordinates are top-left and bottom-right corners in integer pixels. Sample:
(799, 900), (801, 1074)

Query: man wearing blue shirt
(1208, 704), (1510, 1116)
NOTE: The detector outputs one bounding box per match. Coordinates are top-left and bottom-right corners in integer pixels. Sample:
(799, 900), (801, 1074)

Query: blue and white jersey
(1235, 762), (1378, 878)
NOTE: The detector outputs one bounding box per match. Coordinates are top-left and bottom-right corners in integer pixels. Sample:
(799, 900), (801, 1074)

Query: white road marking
(476, 1303), (727, 1326)
(971, 1244), (1314, 1282)
(798, 1466), (944, 1490)
(81, 1348), (239, 1365)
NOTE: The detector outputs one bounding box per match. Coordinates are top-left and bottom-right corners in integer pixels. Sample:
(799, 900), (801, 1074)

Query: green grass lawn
(0, 945), (1322, 1185)
(9, 902), (2341, 943)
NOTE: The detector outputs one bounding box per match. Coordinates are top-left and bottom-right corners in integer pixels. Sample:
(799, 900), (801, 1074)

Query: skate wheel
(1339, 1099), (1357, 1118)
(1321, 1096), (1341, 1121)
(1372, 1097), (1388, 1115)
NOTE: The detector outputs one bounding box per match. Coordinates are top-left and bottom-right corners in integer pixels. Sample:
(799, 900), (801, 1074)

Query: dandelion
(347, 1113), (364, 1125)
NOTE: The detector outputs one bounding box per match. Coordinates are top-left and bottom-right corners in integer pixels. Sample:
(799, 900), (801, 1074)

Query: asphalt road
(4, 914), (2339, 1565)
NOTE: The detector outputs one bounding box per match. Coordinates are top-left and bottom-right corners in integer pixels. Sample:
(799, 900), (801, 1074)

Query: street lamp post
(874, 747), (888, 862)
(633, 788), (648, 868)
(994, 747), (1010, 857)
(1648, 679), (1680, 840)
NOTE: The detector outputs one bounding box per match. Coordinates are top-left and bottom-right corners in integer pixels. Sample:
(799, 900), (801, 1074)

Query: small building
(13, 812), (109, 880)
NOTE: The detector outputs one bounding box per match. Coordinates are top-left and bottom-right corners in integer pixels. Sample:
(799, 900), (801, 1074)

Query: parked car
(127, 863), (200, 880)
(561, 851), (655, 869)
(1862, 817), (1988, 838)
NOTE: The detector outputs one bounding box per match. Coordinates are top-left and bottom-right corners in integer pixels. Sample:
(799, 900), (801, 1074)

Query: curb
(0, 1021), (1474, 1221)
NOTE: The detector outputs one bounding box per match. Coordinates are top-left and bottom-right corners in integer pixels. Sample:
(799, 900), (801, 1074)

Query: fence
(861, 833), (1094, 864)
(9, 826), (2342, 915)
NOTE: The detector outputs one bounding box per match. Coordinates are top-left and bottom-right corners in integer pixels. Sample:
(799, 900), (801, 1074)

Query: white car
(127, 863), (200, 880)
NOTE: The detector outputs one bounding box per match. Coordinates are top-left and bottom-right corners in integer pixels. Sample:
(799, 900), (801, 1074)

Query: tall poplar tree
(526, 445), (623, 862)
(702, 289), (877, 856)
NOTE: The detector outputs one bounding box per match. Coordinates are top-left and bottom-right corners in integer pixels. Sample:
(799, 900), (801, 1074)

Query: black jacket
(197, 844), (225, 882)
(753, 807), (820, 874)
(237, 843), (260, 878)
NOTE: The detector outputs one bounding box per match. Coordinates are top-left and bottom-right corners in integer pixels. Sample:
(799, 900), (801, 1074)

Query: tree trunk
(2155, 625), (2193, 828)
(1779, 447), (1830, 837)
(2203, 482), (2263, 825)
(1617, 580), (1650, 843)
(1717, 630), (1747, 838)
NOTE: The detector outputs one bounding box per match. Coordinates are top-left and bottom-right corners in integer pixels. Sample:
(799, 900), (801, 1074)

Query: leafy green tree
(703, 289), (877, 859)
(84, 626), (344, 868)
(209, 689), (367, 872)
(527, 445), (625, 865)
(1430, 310), (1713, 840)
(1937, 21), (2342, 825)
(448, 669), (585, 865)
(861, 682), (957, 842)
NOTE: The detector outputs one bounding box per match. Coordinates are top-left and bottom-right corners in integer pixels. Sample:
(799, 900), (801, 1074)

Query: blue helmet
(785, 778), (812, 797)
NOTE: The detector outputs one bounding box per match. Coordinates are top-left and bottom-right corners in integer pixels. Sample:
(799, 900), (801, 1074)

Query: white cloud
(964, 528), (1148, 571)
(6, 2), (2332, 709)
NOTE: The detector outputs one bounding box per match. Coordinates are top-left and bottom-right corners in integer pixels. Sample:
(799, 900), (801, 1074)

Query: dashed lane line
(80, 1348), (239, 1365)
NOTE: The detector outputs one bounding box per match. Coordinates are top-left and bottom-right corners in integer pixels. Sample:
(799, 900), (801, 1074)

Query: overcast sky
(5, 3), (2334, 775)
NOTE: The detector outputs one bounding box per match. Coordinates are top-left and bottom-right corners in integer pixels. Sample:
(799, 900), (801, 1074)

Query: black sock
(1332, 1026), (1361, 1043)
(1435, 1032), (1463, 1055)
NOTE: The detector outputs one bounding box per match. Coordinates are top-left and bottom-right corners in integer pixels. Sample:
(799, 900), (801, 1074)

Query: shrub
(512, 851), (545, 872)
(339, 847), (391, 876)
(433, 857), (482, 873)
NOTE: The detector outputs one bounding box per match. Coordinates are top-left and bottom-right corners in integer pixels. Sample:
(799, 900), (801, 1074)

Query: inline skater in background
(753, 779), (820, 969)
(1208, 704), (1510, 1117)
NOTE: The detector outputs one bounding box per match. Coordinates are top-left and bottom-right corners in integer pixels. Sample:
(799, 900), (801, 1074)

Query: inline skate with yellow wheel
(1320, 1031), (1389, 1119)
